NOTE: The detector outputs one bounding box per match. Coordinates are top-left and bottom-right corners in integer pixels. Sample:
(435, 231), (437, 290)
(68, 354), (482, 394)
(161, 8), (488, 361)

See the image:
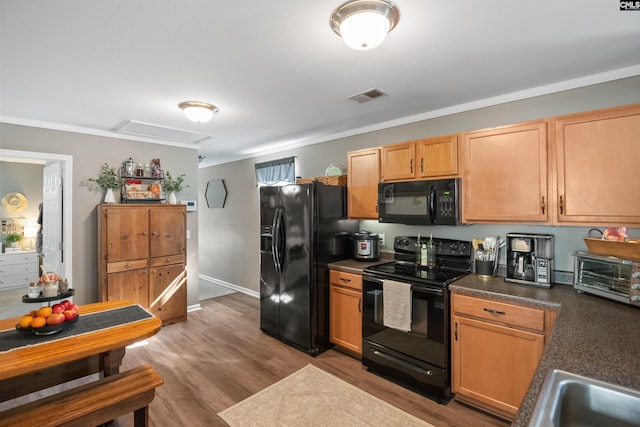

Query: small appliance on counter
(353, 230), (380, 262)
(505, 233), (554, 287)
(573, 252), (640, 308)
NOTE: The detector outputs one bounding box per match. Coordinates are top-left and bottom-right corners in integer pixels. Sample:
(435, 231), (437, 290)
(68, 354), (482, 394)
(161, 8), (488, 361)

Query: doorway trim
(0, 149), (73, 285)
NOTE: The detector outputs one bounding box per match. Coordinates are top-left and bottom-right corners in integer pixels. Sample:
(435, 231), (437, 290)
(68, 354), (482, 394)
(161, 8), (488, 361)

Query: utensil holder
(476, 260), (494, 277)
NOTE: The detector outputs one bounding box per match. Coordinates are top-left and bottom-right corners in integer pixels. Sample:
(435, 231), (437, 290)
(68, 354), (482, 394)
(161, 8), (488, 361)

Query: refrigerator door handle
(271, 208), (281, 273)
(273, 208), (284, 273)
(277, 208), (285, 271)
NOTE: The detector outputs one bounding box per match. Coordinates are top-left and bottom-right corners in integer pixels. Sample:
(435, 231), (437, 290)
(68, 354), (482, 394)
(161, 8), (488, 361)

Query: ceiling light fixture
(178, 101), (219, 123)
(330, 0), (400, 51)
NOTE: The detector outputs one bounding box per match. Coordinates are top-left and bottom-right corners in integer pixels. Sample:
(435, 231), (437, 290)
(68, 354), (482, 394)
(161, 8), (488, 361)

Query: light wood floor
(115, 293), (510, 427)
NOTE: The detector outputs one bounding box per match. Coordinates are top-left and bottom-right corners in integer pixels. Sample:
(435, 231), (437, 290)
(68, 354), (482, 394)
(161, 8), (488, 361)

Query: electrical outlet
(379, 234), (385, 246)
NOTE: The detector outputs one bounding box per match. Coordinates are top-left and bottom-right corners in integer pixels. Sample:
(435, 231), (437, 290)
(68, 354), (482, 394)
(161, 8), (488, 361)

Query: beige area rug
(218, 364), (436, 427)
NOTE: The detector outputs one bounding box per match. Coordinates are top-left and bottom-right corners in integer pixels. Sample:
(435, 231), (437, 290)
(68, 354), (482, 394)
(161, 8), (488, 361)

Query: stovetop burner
(363, 235), (473, 287)
(364, 262), (468, 287)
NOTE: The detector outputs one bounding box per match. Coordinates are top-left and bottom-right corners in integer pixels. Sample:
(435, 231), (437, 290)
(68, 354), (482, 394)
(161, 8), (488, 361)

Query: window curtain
(255, 157), (295, 186)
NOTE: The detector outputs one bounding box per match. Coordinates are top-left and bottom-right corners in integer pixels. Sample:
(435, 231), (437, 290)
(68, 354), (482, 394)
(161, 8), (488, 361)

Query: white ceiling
(1, 1), (639, 167)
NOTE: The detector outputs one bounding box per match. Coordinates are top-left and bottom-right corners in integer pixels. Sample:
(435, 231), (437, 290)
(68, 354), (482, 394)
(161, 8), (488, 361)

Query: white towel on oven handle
(382, 279), (412, 332)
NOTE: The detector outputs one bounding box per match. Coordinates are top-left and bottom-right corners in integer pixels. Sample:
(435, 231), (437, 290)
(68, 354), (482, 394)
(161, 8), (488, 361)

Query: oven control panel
(394, 236), (472, 257)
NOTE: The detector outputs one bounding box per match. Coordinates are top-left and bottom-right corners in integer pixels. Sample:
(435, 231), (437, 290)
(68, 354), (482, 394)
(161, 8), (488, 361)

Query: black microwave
(378, 179), (461, 225)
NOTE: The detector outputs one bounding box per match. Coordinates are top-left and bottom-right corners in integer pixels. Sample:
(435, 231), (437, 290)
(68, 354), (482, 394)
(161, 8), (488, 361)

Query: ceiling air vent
(348, 88), (388, 104)
(112, 120), (213, 144)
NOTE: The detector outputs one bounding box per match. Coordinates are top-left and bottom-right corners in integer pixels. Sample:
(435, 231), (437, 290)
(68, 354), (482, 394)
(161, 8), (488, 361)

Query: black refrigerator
(259, 182), (359, 356)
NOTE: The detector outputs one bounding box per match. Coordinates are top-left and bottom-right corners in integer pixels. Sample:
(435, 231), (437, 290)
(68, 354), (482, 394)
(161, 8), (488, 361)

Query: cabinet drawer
(452, 294), (544, 332)
(330, 269), (362, 291)
(0, 263), (39, 276)
(150, 254), (186, 267)
(107, 259), (148, 274)
(0, 273), (38, 289)
(0, 252), (38, 265)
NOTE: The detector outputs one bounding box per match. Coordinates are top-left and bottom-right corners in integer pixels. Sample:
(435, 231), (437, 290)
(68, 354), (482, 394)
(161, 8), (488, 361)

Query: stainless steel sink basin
(528, 369), (640, 427)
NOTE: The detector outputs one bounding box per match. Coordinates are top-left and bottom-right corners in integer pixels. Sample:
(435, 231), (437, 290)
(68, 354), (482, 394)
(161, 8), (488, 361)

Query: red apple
(61, 300), (72, 310)
(51, 303), (66, 314)
(63, 310), (78, 321)
(69, 304), (79, 313)
(47, 313), (65, 325)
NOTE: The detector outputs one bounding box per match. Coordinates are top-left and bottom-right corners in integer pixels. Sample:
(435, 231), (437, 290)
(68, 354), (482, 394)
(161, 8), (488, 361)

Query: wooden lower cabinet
(104, 268), (149, 308)
(329, 269), (362, 356)
(149, 264), (187, 324)
(451, 293), (550, 420)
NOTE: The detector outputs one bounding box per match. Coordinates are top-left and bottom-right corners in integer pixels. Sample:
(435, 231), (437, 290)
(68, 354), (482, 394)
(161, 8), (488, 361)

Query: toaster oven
(573, 252), (640, 307)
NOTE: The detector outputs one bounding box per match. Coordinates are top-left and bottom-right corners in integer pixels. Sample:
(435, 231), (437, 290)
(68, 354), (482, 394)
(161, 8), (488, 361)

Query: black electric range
(361, 235), (472, 404)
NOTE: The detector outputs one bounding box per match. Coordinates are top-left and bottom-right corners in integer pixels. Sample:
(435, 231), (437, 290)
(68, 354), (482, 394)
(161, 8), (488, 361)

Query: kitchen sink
(528, 369), (640, 427)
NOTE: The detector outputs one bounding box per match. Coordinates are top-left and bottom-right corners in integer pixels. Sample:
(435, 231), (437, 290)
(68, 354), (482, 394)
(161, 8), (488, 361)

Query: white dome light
(330, 0), (400, 51)
(178, 101), (219, 123)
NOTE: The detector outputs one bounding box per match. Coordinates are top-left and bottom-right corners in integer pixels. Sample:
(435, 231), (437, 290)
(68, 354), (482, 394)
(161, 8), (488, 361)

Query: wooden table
(0, 300), (161, 403)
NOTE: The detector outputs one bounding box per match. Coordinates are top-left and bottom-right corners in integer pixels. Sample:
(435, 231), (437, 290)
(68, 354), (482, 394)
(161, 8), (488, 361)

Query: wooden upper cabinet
(463, 121), (548, 223)
(103, 206), (149, 262)
(381, 135), (459, 181)
(417, 135), (458, 178)
(149, 207), (186, 258)
(381, 141), (415, 181)
(553, 104), (640, 225)
(347, 148), (380, 219)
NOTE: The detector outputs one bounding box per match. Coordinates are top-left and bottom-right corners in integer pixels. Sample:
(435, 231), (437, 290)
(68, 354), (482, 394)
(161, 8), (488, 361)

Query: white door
(42, 162), (63, 275)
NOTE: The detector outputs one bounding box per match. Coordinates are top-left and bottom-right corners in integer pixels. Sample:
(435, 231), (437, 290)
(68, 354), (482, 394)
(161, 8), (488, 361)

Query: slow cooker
(353, 230), (380, 262)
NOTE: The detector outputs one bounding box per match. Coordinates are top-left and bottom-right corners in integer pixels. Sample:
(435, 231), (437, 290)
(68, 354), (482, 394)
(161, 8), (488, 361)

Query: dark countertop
(449, 275), (640, 426)
(328, 254), (392, 275)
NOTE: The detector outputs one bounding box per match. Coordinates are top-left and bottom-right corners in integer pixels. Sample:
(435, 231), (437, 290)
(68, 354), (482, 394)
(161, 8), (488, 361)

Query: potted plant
(164, 171), (188, 204)
(88, 163), (120, 203)
(5, 232), (23, 248)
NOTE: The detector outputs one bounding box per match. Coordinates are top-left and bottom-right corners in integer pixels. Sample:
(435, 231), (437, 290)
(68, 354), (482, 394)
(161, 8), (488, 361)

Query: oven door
(361, 273), (451, 401)
(362, 274), (448, 367)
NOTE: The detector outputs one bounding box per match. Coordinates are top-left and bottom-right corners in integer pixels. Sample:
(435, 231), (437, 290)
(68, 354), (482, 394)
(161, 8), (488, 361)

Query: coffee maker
(505, 233), (554, 287)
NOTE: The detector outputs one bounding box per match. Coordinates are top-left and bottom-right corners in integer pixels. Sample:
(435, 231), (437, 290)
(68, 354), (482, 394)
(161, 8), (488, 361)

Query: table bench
(0, 364), (163, 427)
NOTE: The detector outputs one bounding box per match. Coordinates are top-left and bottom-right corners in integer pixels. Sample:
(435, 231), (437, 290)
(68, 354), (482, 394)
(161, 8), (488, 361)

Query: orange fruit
(29, 310), (38, 317)
(30, 316), (47, 328)
(19, 315), (34, 328)
(37, 306), (53, 318)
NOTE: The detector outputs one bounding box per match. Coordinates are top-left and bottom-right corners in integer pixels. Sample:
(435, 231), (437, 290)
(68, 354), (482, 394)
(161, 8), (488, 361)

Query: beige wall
(198, 76), (640, 293)
(0, 124), (200, 307)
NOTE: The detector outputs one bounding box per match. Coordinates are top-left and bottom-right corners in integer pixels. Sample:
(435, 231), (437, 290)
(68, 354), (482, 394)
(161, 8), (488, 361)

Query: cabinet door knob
(339, 277), (351, 283)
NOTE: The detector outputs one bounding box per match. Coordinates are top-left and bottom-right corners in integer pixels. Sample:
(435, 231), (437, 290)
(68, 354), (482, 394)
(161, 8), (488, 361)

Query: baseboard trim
(199, 274), (259, 299)
(187, 304), (202, 312)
